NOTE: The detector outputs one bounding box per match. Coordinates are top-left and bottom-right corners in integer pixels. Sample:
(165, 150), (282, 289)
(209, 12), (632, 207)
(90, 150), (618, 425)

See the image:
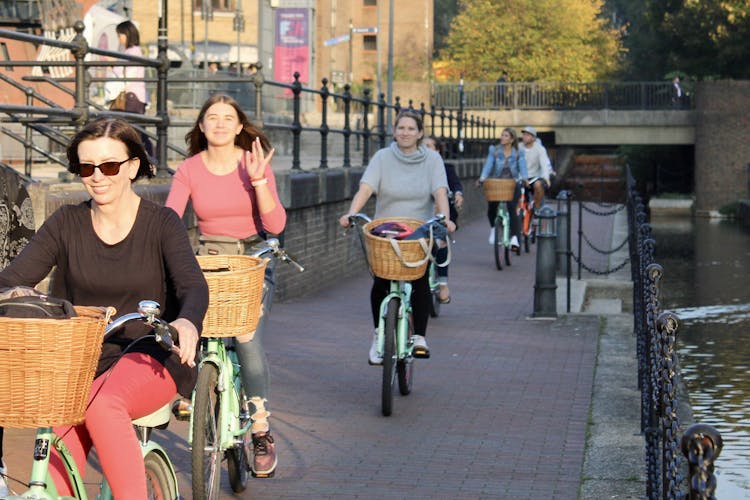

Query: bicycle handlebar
(249, 237), (305, 273)
(105, 300), (194, 367)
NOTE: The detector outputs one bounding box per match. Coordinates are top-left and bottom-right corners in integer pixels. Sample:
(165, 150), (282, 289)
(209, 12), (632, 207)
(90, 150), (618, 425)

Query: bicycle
(518, 176), (543, 254)
(189, 238), (303, 500)
(348, 213), (448, 416)
(482, 178), (517, 270)
(1, 300), (185, 500)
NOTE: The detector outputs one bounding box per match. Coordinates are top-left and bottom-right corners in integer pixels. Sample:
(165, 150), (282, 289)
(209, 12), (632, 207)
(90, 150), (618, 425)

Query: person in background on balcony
(671, 75), (687, 108)
(495, 70), (508, 108)
(476, 127), (527, 250)
(0, 117), (207, 498)
(165, 93), (286, 479)
(520, 126), (552, 209)
(423, 135), (463, 304)
(106, 21), (153, 158)
(338, 110), (455, 363)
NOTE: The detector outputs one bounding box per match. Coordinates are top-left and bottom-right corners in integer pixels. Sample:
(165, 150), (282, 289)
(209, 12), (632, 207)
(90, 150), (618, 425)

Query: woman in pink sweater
(165, 94), (286, 479)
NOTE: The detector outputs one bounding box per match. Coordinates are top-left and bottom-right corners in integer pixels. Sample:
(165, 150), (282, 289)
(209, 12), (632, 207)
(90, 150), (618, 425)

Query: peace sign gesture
(244, 136), (276, 181)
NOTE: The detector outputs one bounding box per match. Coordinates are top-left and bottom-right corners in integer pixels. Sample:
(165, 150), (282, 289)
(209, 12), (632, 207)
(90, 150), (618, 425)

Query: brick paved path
(4, 209), (615, 499)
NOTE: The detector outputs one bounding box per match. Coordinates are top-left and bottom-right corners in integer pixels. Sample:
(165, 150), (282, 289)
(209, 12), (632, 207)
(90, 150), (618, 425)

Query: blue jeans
(234, 255), (276, 414)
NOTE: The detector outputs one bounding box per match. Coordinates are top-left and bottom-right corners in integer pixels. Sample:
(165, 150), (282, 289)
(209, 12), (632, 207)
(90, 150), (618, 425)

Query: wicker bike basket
(0, 306), (112, 428)
(363, 217), (431, 281)
(483, 178), (516, 202)
(197, 254), (268, 338)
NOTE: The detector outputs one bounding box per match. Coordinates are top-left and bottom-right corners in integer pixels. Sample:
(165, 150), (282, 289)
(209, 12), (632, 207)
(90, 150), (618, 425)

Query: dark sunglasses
(75, 158), (133, 178)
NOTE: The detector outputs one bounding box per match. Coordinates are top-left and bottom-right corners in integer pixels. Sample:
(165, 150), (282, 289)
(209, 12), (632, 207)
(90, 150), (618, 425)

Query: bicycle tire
(428, 265), (440, 318)
(505, 245), (512, 266)
(493, 221), (503, 270)
(144, 450), (178, 500)
(227, 386), (250, 493)
(397, 311), (414, 396)
(192, 363), (223, 500)
(382, 297), (398, 416)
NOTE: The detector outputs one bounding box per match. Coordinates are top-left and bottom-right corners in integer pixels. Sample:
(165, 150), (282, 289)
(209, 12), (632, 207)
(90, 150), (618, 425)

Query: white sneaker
(412, 335), (430, 358)
(488, 227), (495, 245)
(368, 333), (382, 366)
(0, 460), (9, 497)
(510, 235), (520, 251)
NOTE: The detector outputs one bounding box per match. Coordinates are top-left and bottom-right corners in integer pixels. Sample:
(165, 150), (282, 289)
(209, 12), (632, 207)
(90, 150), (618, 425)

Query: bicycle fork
(377, 282), (414, 360)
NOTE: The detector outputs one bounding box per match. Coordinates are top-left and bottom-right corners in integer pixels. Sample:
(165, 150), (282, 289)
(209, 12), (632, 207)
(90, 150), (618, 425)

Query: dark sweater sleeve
(445, 163), (463, 194)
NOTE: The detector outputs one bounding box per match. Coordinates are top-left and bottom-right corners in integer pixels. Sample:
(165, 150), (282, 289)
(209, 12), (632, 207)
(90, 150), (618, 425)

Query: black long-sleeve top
(0, 199), (208, 396)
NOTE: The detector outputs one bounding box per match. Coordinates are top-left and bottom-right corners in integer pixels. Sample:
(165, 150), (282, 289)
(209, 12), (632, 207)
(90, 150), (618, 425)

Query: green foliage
(603, 0), (750, 79)
(437, 0), (623, 81)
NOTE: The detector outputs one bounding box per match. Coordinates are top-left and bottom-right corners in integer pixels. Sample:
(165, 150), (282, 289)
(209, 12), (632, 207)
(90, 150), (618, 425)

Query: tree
(436, 0), (622, 82)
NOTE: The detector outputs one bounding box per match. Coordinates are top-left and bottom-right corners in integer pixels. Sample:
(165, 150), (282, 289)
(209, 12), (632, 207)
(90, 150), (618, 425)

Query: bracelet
(251, 178), (268, 187)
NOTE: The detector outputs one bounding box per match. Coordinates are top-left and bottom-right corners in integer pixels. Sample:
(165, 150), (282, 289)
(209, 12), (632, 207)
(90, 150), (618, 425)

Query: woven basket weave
(483, 178), (516, 201)
(0, 305), (112, 428)
(197, 255), (268, 338)
(363, 217), (430, 281)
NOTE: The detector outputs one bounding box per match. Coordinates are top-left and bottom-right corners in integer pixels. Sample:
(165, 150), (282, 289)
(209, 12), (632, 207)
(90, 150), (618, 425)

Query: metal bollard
(533, 205), (558, 318)
(555, 190), (570, 275)
(681, 423), (723, 499)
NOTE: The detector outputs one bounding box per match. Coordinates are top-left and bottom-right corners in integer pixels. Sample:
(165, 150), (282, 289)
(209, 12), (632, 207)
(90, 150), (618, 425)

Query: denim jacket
(479, 145), (528, 182)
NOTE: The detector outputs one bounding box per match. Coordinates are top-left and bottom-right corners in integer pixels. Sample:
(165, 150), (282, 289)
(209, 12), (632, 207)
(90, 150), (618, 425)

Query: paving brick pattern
(3, 209), (618, 499)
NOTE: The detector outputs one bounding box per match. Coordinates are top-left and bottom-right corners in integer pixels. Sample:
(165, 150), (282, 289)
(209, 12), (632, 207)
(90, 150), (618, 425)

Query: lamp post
(201, 0), (213, 74)
(233, 1), (245, 70)
(156, 0), (170, 176)
(533, 205), (558, 318)
(457, 73), (464, 155)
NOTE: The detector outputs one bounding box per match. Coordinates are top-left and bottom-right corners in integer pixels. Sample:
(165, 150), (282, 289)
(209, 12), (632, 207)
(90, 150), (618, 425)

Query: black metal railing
(433, 81), (693, 110)
(0, 23), (495, 178)
(626, 167), (723, 499)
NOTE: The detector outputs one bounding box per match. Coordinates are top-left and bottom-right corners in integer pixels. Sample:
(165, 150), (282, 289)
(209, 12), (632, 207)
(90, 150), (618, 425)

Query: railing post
(362, 87), (371, 165)
(319, 78), (329, 169)
(155, 6), (170, 175)
(377, 92), (387, 150)
(252, 62), (265, 123)
(681, 424), (723, 500)
(555, 190), (570, 277)
(291, 72), (302, 170)
(24, 87), (33, 177)
(71, 21), (88, 130)
(657, 311), (682, 498)
(342, 84), (351, 168)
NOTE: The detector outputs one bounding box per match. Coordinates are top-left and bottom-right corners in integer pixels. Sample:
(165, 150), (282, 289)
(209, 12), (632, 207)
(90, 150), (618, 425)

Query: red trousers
(49, 353), (176, 499)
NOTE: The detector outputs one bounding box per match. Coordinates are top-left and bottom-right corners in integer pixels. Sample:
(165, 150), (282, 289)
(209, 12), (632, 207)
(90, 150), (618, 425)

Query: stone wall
(694, 80), (750, 214)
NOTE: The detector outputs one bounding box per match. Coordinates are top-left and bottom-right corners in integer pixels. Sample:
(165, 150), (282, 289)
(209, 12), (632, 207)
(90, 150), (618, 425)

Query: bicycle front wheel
(144, 450), (178, 500)
(192, 363), (223, 500)
(382, 297), (399, 416)
(494, 221), (503, 270)
(428, 264), (440, 318)
(227, 385), (250, 493)
(397, 311), (414, 396)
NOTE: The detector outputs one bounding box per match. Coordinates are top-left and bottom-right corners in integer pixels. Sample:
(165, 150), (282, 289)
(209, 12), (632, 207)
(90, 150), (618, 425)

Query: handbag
(0, 288), (77, 318)
(109, 90), (128, 111)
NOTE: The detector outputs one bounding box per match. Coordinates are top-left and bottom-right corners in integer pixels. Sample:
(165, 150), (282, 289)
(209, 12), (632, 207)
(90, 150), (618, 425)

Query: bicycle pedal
(412, 349), (430, 359)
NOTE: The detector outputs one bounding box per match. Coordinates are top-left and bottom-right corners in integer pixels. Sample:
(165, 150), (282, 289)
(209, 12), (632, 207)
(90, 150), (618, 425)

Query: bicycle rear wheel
(382, 297), (399, 416)
(493, 220), (504, 270)
(144, 451), (178, 500)
(192, 363), (223, 500)
(397, 311), (414, 396)
(227, 386), (250, 493)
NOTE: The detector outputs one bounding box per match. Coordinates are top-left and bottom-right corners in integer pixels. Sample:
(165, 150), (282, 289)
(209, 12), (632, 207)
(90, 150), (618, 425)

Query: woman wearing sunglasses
(0, 117), (208, 499)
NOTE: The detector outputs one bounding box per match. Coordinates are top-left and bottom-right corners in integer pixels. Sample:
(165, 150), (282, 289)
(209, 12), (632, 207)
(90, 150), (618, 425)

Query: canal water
(651, 216), (750, 498)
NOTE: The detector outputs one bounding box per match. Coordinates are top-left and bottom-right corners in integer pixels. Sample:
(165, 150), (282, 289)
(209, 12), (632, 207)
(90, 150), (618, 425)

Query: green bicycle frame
(188, 338), (250, 451)
(6, 427), (177, 500)
(376, 280), (414, 360)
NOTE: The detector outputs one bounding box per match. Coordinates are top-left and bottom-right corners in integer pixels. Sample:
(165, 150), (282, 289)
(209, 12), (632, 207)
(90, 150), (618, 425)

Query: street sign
(352, 27), (378, 34)
(324, 34), (350, 47)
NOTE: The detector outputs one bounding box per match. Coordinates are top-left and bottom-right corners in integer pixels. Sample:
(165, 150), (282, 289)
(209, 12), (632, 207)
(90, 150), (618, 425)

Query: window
(363, 35), (377, 51)
(0, 43), (11, 71)
(194, 0), (235, 13)
(364, 0), (377, 6)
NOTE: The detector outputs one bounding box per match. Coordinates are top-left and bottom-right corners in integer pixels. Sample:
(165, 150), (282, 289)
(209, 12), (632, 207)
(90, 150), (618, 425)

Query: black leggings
(370, 273), (430, 336)
(486, 184), (521, 240)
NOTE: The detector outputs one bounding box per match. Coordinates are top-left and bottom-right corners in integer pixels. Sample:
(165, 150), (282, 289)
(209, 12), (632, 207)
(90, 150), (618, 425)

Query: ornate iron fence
(626, 167), (723, 500)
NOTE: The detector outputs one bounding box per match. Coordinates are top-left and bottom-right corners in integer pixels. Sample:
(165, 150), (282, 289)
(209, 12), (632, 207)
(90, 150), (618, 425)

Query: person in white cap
(520, 126), (552, 209)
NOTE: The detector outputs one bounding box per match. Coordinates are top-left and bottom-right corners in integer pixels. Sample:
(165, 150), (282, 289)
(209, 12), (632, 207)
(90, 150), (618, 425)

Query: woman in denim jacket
(476, 127), (528, 249)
